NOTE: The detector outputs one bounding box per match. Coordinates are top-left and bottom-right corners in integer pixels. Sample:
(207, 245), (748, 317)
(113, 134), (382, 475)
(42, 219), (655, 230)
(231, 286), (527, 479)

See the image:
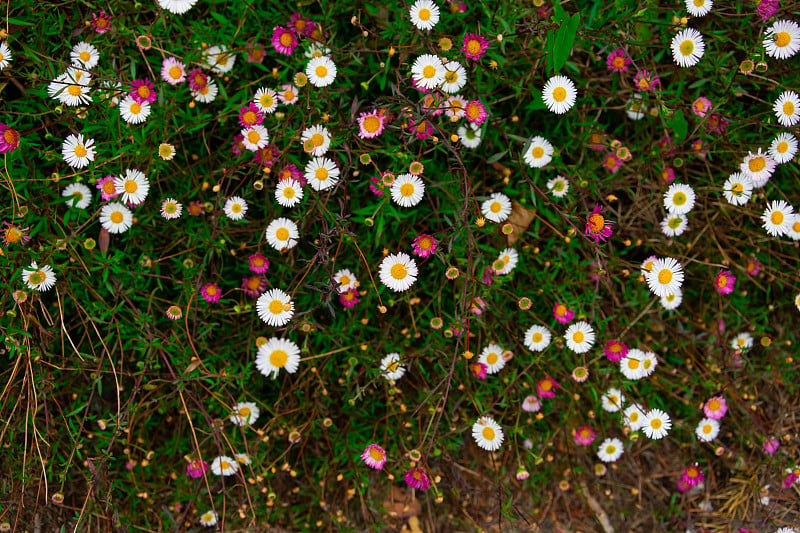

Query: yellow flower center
(275, 227), (289, 241)
(110, 211), (124, 224)
(220, 460), (231, 470)
(270, 349), (288, 366)
(749, 157), (766, 172)
(29, 271), (45, 285)
(532, 332), (543, 343)
(572, 331), (584, 343)
(668, 217), (682, 229)
(4, 226), (21, 243)
(466, 103), (480, 120)
(130, 102), (141, 114)
(193, 74), (206, 87)
(238, 407), (251, 417)
(362, 116), (380, 133)
(279, 32), (294, 47)
(445, 70), (458, 83)
(242, 111), (257, 125)
(673, 192), (686, 205)
(400, 183), (415, 197)
(366, 447), (382, 461)
(137, 86), (151, 99)
(486, 352), (498, 365)
(169, 66), (182, 79)
(466, 39), (481, 55)
(124, 180), (138, 193)
(282, 186), (296, 198)
(588, 213), (605, 233)
(246, 277), (261, 290)
(74, 145), (87, 158)
(627, 358), (640, 369)
(482, 427), (495, 440)
(703, 424), (712, 434)
(311, 133), (325, 146)
(418, 8), (431, 21)
(783, 101), (795, 116)
(67, 84), (82, 96)
(159, 145), (173, 157)
(731, 183), (743, 194)
(771, 210), (784, 225)
(658, 269), (673, 284)
(283, 90), (295, 101)
(416, 237), (432, 250)
(716, 275), (728, 288)
(532, 146), (544, 158)
(777, 141), (789, 154)
(490, 201), (502, 213)
(422, 65), (436, 79)
(231, 203), (242, 213)
(79, 51), (90, 62)
(650, 418), (662, 429)
(776, 31), (791, 48)
(315, 167), (329, 181)
(552, 86), (567, 102)
(680, 40), (694, 56)
(3, 129), (17, 144)
(693, 0), (704, 5)
(247, 131), (261, 144)
(605, 445), (616, 454)
(315, 65), (328, 78)
(260, 94), (274, 108)
(268, 299), (285, 315)
(390, 263), (407, 280)
(612, 56), (625, 68)
(540, 380), (552, 391)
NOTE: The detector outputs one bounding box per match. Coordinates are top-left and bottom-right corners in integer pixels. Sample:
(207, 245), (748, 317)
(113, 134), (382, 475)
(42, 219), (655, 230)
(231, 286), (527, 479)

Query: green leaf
(668, 109), (688, 143)
(553, 13), (580, 74)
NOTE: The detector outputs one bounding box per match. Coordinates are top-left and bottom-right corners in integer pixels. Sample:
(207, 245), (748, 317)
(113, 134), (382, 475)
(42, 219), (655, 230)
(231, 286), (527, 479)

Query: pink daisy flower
(745, 257), (761, 276)
(680, 463), (704, 488)
(161, 57), (186, 85)
(231, 134), (245, 156)
(573, 426), (596, 446)
(552, 302), (575, 324)
(238, 103), (264, 128)
(703, 397), (727, 419)
(758, 0), (779, 20)
(289, 13), (316, 36)
(241, 275), (267, 298)
(0, 123), (20, 154)
(91, 11), (112, 34)
(96, 175), (120, 200)
(357, 110), (386, 139)
(340, 289), (360, 308)
(606, 48), (630, 72)
(369, 176), (385, 196)
(129, 78), (156, 104)
(421, 93), (445, 116)
(659, 167), (676, 185)
(245, 40), (266, 63)
(704, 114), (729, 134)
(464, 100), (488, 125)
(278, 84), (299, 105)
(602, 152), (623, 173)
(521, 395), (541, 412)
(470, 297), (486, 315)
(585, 203), (614, 243)
(360, 444), (387, 470)
(763, 437), (780, 454)
(404, 468), (431, 491)
(537, 376), (558, 398)
(692, 97), (712, 118)
(255, 143), (280, 167)
(200, 283), (221, 303)
(462, 33), (489, 60)
(470, 362), (488, 379)
(633, 70), (659, 92)
(411, 234), (438, 258)
(248, 253), (270, 274)
(604, 340), (628, 362)
(409, 118), (434, 140)
(676, 477), (692, 492)
(186, 459), (208, 479)
(715, 270), (736, 295)
(272, 26), (298, 56)
(188, 69), (209, 92)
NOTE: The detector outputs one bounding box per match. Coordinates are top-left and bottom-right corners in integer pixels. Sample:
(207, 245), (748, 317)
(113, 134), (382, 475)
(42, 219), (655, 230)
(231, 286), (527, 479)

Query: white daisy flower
(161, 57), (186, 85)
(409, 0), (440, 31)
(254, 88), (278, 113)
(695, 418), (720, 442)
(119, 95), (151, 124)
(671, 27), (705, 67)
(379, 252), (418, 292)
(158, 143), (176, 161)
(722, 173), (753, 206)
(522, 136), (554, 168)
(620, 352), (644, 380)
(601, 387), (625, 413)
(306, 56), (337, 88)
(685, 0), (712, 16)
(741, 149), (777, 187)
(49, 68), (92, 106)
(0, 42), (12, 71)
(481, 193), (512, 223)
(275, 179), (304, 208)
(235, 453), (251, 466)
(769, 132), (798, 164)
(114, 169), (149, 205)
(660, 289), (683, 310)
(640, 256), (658, 276)
(305, 43), (331, 59)
(265, 217), (299, 251)
(643, 409), (671, 440)
(730, 332), (754, 351)
(472, 417), (504, 452)
(334, 269), (358, 293)
(661, 213), (688, 237)
(493, 247), (519, 275)
(410, 54), (445, 90)
(542, 75), (577, 114)
(458, 123), (482, 148)
(156, 0), (198, 14)
(642, 353), (658, 376)
(623, 404), (646, 431)
(626, 94), (646, 120)
(761, 200), (794, 237)
(663, 183), (695, 215)
(304, 157), (340, 191)
(763, 19), (800, 60)
(440, 60), (467, 94)
(22, 262), (57, 292)
(478, 343), (506, 374)
(523, 325), (551, 352)
(100, 202), (133, 233)
(597, 437), (624, 463)
(445, 94), (467, 118)
(774, 90), (800, 127)
(230, 401), (260, 426)
(160, 198), (182, 219)
(210, 455), (238, 476)
(564, 321), (595, 354)
(203, 44), (235, 74)
(192, 79), (219, 103)
(390, 173), (425, 207)
(787, 215), (800, 241)
(62, 183), (92, 209)
(645, 257), (684, 298)
(380, 353), (406, 381)
(241, 125), (270, 152)
(301, 125), (331, 156)
(223, 196), (248, 221)
(256, 289), (295, 327)
(547, 176), (569, 198)
(62, 133), (95, 169)
(256, 337), (300, 377)
(199, 510), (218, 527)
(70, 42), (100, 69)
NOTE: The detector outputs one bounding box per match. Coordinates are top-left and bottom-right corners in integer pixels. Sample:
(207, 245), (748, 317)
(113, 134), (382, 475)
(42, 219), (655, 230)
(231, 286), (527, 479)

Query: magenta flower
(186, 459), (208, 478)
(606, 48), (630, 72)
(464, 100), (488, 125)
(272, 26), (298, 56)
(369, 176), (385, 196)
(340, 289), (360, 308)
(573, 426), (596, 446)
(238, 103), (264, 128)
(633, 70), (659, 92)
(129, 78), (156, 104)
(360, 444), (387, 470)
(604, 340), (628, 362)
(602, 152), (623, 173)
(537, 376), (558, 398)
(470, 297), (486, 316)
(715, 270), (736, 295)
(552, 302), (575, 324)
(161, 57), (186, 85)
(481, 267), (495, 286)
(411, 234), (438, 258)
(96, 176), (119, 200)
(692, 97), (712, 118)
(470, 362), (488, 379)
(763, 436), (780, 454)
(403, 468), (431, 491)
(409, 118), (434, 140)
(0, 123), (20, 154)
(255, 143), (280, 167)
(248, 253), (270, 274)
(703, 397), (727, 419)
(521, 395), (542, 412)
(758, 0), (780, 20)
(680, 463), (704, 487)
(704, 114), (729, 134)
(289, 13), (316, 36)
(187, 69), (209, 92)
(200, 283), (221, 303)
(245, 40), (266, 63)
(241, 275), (267, 298)
(357, 110), (386, 139)
(676, 477), (692, 492)
(783, 472), (798, 488)
(231, 134), (245, 156)
(91, 11), (112, 33)
(745, 257), (761, 276)
(462, 33), (489, 60)
(585, 204), (614, 243)
(659, 167), (676, 185)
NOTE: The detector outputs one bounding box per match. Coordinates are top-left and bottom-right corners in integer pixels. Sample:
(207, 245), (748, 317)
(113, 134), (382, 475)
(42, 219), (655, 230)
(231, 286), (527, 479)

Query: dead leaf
(382, 485), (421, 519)
(507, 202), (536, 244)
